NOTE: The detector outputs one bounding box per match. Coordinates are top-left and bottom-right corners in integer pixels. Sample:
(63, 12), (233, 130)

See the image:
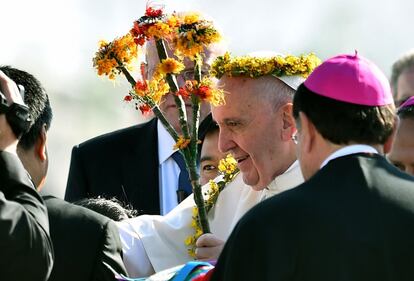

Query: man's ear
(299, 112), (316, 154)
(35, 125), (47, 161)
(383, 115), (399, 154)
(280, 103), (296, 141)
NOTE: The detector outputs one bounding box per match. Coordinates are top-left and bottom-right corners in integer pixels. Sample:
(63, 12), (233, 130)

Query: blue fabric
(171, 151), (193, 196)
(171, 261), (212, 281)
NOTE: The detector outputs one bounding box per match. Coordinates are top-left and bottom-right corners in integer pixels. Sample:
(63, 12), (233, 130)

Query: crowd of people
(1, 8), (414, 281)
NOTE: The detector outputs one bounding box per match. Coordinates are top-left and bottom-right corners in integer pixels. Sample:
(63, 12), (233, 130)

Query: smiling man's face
(212, 76), (295, 190)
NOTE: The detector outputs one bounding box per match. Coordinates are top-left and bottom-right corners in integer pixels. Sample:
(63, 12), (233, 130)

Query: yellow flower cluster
(218, 154), (238, 176)
(174, 136), (191, 150)
(185, 207), (203, 257)
(155, 58), (185, 76)
(173, 12), (222, 60)
(93, 33), (138, 80)
(185, 154), (239, 257)
(132, 76), (170, 105)
(146, 20), (177, 40)
(211, 52), (321, 79)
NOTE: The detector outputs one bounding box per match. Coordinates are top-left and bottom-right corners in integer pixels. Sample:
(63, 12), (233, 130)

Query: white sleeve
(116, 174), (260, 276)
(117, 220), (155, 278)
(116, 195), (196, 274)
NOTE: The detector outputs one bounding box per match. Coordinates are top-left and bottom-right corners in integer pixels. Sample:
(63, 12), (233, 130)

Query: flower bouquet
(92, 3), (224, 233)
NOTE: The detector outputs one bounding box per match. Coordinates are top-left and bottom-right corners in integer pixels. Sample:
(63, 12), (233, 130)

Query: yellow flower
(93, 33), (138, 80)
(185, 236), (195, 246)
(173, 13), (222, 60)
(145, 21), (175, 40)
(156, 58), (185, 76)
(173, 136), (191, 150)
(218, 154), (238, 175)
(211, 52), (321, 79)
(183, 13), (200, 25)
(167, 14), (179, 28)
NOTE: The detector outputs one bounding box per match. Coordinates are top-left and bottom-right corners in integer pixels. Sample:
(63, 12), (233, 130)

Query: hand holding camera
(0, 70), (31, 152)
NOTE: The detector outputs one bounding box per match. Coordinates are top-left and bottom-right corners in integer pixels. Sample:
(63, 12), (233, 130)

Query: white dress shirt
(157, 120), (181, 215)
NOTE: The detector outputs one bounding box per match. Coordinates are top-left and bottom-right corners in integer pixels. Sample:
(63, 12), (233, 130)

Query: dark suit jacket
(0, 151), (53, 281)
(65, 119), (160, 214)
(44, 196), (127, 281)
(212, 153), (414, 281)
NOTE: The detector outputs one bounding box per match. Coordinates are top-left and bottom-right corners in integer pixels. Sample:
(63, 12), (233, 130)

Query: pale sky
(1, 0), (413, 197)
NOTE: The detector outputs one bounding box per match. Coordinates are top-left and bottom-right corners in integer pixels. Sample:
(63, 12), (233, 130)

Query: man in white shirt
(117, 52), (319, 277)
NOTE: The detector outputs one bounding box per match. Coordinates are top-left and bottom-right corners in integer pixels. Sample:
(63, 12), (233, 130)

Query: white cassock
(117, 161), (304, 277)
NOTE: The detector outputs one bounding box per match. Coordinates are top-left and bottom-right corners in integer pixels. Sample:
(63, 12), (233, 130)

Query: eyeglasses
(291, 131), (299, 144)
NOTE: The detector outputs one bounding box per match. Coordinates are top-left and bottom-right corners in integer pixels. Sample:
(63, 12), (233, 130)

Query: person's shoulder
(74, 118), (157, 151)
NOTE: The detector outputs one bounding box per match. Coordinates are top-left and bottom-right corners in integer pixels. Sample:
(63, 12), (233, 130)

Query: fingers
(195, 233), (225, 260)
(196, 233), (224, 247)
(0, 70), (24, 105)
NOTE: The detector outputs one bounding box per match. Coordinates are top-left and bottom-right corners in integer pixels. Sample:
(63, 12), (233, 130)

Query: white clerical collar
(157, 119), (177, 164)
(320, 144), (378, 169)
(262, 160), (304, 200)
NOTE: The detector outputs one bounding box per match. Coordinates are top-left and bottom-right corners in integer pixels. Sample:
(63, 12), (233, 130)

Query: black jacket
(65, 119), (160, 214)
(212, 154), (414, 281)
(44, 196), (127, 281)
(0, 151), (53, 281)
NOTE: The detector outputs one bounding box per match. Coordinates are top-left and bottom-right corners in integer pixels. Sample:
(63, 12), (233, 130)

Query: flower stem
(115, 60), (180, 142)
(155, 39), (210, 233)
(191, 60), (201, 171)
(152, 104), (180, 141)
(190, 59), (210, 233)
(155, 39), (191, 141)
(191, 177), (210, 233)
(115, 58), (137, 87)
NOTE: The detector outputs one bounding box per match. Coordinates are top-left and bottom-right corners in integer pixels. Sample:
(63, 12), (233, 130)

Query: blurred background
(1, 0), (413, 198)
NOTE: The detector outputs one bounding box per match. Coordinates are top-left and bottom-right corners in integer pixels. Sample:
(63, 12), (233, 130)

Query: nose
(218, 127), (236, 154)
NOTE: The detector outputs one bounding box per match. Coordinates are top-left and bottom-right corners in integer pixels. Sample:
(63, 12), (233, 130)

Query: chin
(242, 174), (267, 191)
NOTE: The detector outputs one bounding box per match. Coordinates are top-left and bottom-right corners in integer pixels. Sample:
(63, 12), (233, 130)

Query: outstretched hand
(195, 233), (225, 261)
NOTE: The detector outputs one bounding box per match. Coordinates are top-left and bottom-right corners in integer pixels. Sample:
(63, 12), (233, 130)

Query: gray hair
(260, 75), (295, 111)
(391, 50), (414, 98)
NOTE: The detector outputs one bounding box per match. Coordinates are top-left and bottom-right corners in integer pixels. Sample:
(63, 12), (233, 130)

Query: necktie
(171, 151), (193, 203)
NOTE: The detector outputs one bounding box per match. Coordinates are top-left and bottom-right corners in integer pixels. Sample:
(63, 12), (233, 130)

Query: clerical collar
(261, 160), (304, 200)
(157, 119), (177, 164)
(320, 144), (378, 169)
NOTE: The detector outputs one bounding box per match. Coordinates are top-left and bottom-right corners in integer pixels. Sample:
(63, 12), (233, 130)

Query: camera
(0, 85), (31, 138)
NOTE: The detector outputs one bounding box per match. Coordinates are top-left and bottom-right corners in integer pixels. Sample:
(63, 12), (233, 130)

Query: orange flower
(124, 95), (133, 102)
(195, 85), (212, 101)
(177, 87), (190, 99)
(145, 7), (163, 18)
(157, 58), (185, 76)
(139, 104), (152, 115)
(135, 80), (148, 95)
